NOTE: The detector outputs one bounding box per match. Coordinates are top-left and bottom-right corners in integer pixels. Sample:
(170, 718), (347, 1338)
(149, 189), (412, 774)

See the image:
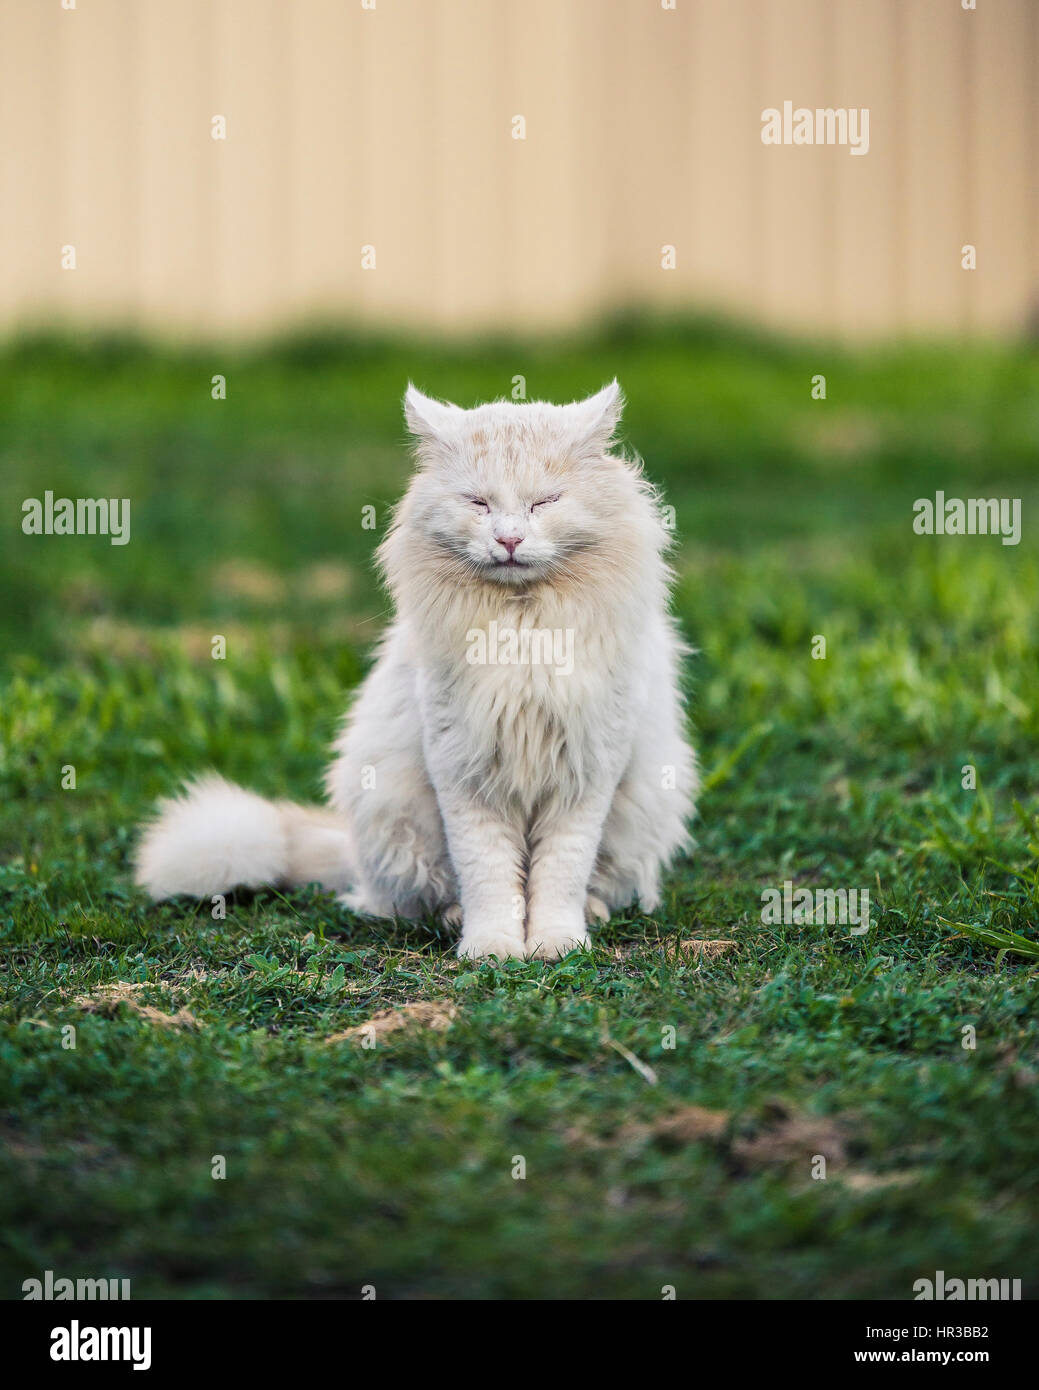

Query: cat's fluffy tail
(133, 774), (354, 901)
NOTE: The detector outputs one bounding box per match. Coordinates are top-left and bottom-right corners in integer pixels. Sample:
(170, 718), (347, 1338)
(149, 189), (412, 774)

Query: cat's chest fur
(417, 593), (635, 811)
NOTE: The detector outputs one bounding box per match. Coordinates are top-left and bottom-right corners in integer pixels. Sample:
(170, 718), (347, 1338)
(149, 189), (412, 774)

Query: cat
(135, 381), (698, 960)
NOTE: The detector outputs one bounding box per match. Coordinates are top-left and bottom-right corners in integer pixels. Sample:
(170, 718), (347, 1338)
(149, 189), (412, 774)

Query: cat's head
(395, 381), (640, 588)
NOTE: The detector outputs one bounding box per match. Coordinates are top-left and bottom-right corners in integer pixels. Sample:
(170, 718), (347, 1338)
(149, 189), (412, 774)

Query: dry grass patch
(71, 981), (201, 1030)
(667, 938), (737, 961)
(732, 1104), (851, 1169)
(326, 999), (458, 1045)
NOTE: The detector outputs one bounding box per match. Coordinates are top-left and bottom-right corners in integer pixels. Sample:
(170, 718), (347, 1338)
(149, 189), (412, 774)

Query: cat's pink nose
(496, 535), (524, 557)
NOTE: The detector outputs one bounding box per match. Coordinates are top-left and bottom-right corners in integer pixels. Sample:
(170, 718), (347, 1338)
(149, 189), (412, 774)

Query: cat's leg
(590, 727), (697, 914)
(336, 763), (455, 922)
(432, 784), (527, 960)
(327, 654), (456, 921)
(525, 791), (615, 959)
(585, 893), (611, 924)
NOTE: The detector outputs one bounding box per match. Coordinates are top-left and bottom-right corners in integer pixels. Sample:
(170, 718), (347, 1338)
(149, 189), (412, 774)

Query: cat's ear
(567, 380), (624, 456)
(403, 384), (464, 445)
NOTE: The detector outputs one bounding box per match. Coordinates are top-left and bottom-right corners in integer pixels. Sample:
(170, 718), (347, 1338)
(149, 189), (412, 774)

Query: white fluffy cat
(135, 382), (697, 960)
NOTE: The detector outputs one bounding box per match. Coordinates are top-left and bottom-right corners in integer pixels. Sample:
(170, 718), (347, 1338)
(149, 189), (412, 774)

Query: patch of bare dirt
(71, 981), (200, 1030)
(667, 938), (737, 961)
(613, 937), (737, 962)
(326, 999), (458, 1044)
(564, 1105), (731, 1151)
(839, 1169), (921, 1192)
(621, 1105), (731, 1144)
(732, 1103), (850, 1168)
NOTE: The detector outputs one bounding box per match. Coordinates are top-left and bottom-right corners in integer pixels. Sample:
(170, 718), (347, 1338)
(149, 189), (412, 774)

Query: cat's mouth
(484, 555), (538, 583)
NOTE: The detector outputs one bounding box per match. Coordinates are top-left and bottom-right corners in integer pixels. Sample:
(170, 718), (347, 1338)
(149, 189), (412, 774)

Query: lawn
(1, 318), (1038, 1299)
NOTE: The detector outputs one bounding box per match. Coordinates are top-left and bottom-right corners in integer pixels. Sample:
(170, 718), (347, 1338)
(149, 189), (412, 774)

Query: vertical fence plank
(498, 0), (585, 330)
(285, 0), (359, 328)
(0, 3), (57, 330)
(561, 0), (617, 327)
(205, 0), (291, 335)
(902, 0), (970, 332)
(757, 0), (831, 331)
(831, 0), (899, 335)
(353, 0), (438, 325)
(687, 0), (762, 324)
(429, 0), (510, 333)
(137, 0), (214, 338)
(53, 0), (140, 326)
(620, 0), (696, 316)
(972, 0), (1032, 333)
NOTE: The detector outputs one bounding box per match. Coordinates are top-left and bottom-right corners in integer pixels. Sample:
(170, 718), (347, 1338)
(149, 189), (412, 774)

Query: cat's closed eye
(465, 497), (491, 513)
(531, 494), (561, 511)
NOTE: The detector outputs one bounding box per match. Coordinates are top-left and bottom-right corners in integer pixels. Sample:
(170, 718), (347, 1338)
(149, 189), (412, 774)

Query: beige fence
(2, 0), (1036, 340)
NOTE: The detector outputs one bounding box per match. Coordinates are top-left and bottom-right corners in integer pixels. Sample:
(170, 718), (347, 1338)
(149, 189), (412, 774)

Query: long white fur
(134, 382), (698, 959)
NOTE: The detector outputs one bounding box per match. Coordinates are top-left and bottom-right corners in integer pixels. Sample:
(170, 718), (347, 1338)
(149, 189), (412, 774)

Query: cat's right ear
(403, 385), (463, 446)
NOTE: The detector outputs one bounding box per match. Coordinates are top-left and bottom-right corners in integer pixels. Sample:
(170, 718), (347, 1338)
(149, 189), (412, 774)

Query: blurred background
(3, 0), (1038, 341)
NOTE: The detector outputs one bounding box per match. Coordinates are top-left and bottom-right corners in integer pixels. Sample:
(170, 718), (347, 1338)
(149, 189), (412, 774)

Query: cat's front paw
(457, 923), (527, 962)
(526, 916), (592, 961)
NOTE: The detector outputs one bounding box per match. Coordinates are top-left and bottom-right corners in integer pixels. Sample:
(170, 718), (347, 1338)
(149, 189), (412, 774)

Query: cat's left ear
(567, 380), (624, 456)
(403, 384), (464, 446)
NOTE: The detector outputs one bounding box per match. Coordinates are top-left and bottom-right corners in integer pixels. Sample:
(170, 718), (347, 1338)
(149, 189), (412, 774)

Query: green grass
(2, 317), (1038, 1299)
